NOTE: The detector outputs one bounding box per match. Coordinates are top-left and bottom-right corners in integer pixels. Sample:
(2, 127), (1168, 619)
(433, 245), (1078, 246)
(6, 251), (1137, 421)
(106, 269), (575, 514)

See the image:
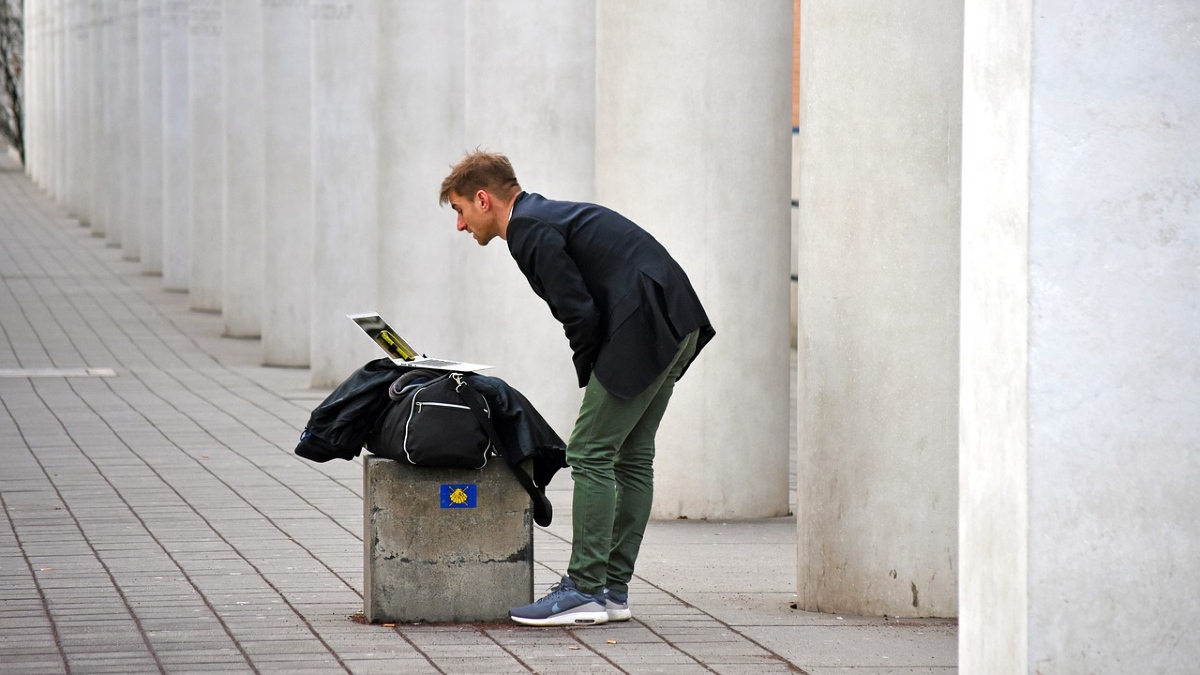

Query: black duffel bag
(367, 370), (494, 469)
(365, 368), (557, 527)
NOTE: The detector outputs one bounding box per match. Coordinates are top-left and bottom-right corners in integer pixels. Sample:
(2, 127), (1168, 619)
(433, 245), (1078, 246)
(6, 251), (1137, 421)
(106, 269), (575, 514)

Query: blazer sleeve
(508, 219), (603, 386)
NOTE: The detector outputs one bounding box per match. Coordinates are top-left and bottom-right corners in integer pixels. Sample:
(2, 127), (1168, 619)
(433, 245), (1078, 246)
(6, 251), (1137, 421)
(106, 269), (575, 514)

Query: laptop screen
(348, 313), (420, 361)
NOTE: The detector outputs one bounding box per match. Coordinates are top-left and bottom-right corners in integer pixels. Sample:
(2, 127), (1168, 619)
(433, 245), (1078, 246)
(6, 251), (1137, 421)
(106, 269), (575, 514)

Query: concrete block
(363, 456), (533, 623)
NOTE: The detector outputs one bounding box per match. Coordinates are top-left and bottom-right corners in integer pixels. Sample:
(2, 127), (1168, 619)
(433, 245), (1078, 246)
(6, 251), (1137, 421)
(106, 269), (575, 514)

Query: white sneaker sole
(606, 606), (632, 622)
(510, 609), (610, 627)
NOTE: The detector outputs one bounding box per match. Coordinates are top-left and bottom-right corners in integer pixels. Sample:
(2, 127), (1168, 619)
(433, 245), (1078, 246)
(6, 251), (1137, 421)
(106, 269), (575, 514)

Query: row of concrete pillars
(22, 0), (794, 556)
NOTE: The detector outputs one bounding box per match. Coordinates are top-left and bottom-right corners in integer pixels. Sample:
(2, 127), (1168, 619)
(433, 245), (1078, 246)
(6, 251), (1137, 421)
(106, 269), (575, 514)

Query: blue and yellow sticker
(440, 484), (477, 509)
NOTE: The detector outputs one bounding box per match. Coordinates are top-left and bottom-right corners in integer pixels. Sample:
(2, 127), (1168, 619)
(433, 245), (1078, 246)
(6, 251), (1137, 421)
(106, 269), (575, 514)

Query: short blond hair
(439, 151), (522, 205)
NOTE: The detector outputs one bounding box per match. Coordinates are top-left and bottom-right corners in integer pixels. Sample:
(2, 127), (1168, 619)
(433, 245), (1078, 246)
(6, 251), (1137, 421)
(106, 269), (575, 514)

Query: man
(440, 151), (714, 626)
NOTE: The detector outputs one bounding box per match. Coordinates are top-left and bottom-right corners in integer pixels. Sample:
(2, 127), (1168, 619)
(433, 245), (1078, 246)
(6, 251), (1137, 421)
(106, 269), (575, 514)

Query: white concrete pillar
(961, 1), (1200, 671)
(160, 0), (190, 291)
(86, 0), (108, 235)
(118, 0), (140, 261)
(34, 0), (48, 186)
(375, 1), (464, 367)
(22, 0), (38, 183)
(260, 0), (311, 367)
(62, 0), (79, 216)
(309, 0), (380, 386)
(187, 0), (222, 310)
(33, 0), (53, 192)
(102, 0), (122, 247)
(67, 0), (92, 225)
(56, 0), (71, 204)
(595, 1), (792, 521)
(52, 0), (66, 202)
(796, 0), (961, 616)
(138, 0), (163, 274)
(38, 0), (50, 184)
(459, 0), (596, 434)
(219, 0), (262, 337)
(41, 0), (54, 190)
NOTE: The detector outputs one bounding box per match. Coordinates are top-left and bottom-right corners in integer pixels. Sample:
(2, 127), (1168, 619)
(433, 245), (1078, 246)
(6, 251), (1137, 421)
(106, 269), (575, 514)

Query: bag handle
(452, 374), (554, 527)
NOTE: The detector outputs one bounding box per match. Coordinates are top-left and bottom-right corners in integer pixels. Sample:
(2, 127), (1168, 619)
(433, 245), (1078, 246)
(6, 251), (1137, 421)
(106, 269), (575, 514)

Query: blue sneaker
(603, 588), (632, 622)
(510, 576), (608, 626)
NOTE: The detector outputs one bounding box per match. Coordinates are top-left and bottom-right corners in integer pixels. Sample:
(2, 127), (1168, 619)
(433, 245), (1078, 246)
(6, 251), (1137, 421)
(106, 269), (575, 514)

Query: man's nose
(456, 215), (467, 232)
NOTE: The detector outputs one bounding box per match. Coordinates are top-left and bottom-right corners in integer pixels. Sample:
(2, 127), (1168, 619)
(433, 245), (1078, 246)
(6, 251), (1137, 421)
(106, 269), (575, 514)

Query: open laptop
(347, 312), (492, 372)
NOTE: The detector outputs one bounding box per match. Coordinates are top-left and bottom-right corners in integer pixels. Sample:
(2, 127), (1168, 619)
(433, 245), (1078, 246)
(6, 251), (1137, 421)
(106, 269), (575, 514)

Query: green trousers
(565, 329), (701, 596)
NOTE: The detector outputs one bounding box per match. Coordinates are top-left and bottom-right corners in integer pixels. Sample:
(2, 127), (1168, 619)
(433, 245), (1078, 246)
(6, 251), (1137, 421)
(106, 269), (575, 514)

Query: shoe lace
(539, 581), (575, 603)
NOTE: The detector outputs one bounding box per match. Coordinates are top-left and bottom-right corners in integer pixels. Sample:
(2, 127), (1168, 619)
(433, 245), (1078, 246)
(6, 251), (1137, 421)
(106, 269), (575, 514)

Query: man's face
(449, 190), (499, 246)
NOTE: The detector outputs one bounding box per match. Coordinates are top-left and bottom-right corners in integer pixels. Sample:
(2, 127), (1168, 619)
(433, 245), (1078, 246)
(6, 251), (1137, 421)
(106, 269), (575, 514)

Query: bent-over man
(440, 151), (714, 626)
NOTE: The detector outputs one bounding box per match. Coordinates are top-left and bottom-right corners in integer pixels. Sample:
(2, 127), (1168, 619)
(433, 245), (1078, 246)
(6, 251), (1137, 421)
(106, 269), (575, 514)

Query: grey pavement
(0, 157), (956, 674)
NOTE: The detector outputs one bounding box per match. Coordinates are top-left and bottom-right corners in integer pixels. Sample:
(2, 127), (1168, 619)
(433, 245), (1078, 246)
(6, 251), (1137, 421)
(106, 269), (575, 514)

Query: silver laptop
(347, 312), (492, 372)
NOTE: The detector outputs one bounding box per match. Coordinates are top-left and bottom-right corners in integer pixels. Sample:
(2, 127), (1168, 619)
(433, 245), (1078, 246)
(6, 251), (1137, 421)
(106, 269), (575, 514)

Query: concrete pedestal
(363, 456), (533, 624)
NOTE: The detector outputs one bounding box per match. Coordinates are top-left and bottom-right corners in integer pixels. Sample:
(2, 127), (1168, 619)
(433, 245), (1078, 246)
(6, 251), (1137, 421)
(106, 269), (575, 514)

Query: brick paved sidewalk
(0, 161), (955, 674)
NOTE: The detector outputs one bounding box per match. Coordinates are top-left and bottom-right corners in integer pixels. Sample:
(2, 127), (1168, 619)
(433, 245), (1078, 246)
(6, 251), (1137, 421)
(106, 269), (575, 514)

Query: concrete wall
(962, 0), (1200, 671)
(797, 0), (961, 616)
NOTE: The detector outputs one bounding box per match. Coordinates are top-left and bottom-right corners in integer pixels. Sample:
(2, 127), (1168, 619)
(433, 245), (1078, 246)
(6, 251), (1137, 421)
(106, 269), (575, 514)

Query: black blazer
(506, 192), (715, 399)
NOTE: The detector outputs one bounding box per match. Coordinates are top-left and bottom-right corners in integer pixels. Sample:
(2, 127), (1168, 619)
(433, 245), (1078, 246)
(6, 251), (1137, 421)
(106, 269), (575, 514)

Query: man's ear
(476, 189), (490, 211)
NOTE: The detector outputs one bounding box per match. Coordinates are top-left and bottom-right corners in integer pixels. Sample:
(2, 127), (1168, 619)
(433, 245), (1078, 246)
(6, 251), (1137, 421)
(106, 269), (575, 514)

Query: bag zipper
(414, 401), (470, 412)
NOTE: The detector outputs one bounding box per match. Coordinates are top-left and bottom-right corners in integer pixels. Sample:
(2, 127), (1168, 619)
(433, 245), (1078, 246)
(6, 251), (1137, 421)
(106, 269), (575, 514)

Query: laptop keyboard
(415, 359), (462, 368)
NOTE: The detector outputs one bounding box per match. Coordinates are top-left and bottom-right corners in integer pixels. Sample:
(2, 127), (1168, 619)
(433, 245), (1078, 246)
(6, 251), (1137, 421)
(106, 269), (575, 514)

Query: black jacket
(465, 373), (569, 489)
(295, 359), (568, 488)
(295, 358), (401, 462)
(507, 192), (715, 399)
